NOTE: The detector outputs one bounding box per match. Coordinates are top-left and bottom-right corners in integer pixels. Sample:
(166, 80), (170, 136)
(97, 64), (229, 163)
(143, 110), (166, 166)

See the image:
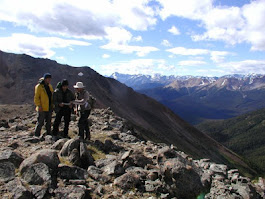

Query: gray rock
(51, 138), (69, 150)
(104, 139), (123, 153)
(0, 149), (24, 168)
(209, 163), (227, 176)
(119, 133), (140, 143)
(80, 142), (94, 169)
(0, 161), (15, 182)
(24, 137), (40, 143)
(114, 171), (141, 190)
(95, 155), (117, 168)
(103, 160), (125, 176)
(29, 185), (48, 199)
(60, 138), (81, 156)
(22, 163), (51, 185)
(160, 158), (204, 198)
(5, 178), (33, 199)
(58, 164), (88, 180)
(130, 151), (152, 168)
(54, 185), (90, 199)
(87, 165), (111, 183)
(0, 119), (9, 128)
(19, 149), (59, 174)
(69, 148), (81, 167)
(157, 146), (178, 164)
(145, 180), (164, 192)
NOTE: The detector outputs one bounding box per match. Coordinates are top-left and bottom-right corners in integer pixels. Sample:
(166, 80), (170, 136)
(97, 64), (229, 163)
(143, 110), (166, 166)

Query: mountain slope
(197, 108), (265, 175)
(0, 50), (256, 176)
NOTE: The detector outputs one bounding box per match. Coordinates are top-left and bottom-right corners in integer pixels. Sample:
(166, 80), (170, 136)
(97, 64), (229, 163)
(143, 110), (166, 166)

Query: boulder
(87, 166), (111, 183)
(5, 178), (33, 199)
(145, 179), (164, 192)
(58, 164), (88, 180)
(79, 142), (94, 169)
(0, 149), (24, 168)
(51, 138), (69, 150)
(157, 146), (178, 164)
(114, 171), (141, 190)
(29, 185), (48, 199)
(103, 160), (125, 176)
(60, 138), (81, 157)
(209, 163), (227, 176)
(160, 158), (204, 198)
(0, 161), (15, 182)
(21, 163), (51, 185)
(54, 185), (90, 199)
(19, 149), (59, 174)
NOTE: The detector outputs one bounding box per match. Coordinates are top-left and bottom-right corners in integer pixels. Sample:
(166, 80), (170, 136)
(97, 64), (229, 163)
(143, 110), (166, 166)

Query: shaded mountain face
(110, 73), (265, 124)
(196, 108), (265, 176)
(0, 51), (255, 175)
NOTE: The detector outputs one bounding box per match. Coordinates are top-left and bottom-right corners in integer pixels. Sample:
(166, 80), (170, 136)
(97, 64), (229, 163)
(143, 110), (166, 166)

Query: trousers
(78, 110), (91, 139)
(34, 111), (52, 136)
(52, 108), (71, 137)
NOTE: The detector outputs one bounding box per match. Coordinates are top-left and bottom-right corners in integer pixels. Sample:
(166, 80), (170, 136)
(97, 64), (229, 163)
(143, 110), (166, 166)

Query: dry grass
(59, 156), (72, 166)
(87, 145), (106, 160)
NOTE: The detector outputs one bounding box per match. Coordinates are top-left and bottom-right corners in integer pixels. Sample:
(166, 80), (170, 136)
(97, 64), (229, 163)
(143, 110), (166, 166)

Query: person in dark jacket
(52, 79), (75, 138)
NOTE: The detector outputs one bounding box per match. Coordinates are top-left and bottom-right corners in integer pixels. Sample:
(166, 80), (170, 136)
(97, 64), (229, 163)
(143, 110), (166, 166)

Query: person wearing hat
(34, 73), (54, 136)
(72, 82), (96, 140)
(52, 79), (75, 138)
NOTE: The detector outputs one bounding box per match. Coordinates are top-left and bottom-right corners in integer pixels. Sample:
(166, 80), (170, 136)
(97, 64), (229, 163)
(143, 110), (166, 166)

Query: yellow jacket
(34, 81), (54, 112)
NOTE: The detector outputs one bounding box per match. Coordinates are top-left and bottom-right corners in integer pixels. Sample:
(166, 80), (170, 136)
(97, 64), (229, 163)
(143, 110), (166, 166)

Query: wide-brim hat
(73, 82), (85, 88)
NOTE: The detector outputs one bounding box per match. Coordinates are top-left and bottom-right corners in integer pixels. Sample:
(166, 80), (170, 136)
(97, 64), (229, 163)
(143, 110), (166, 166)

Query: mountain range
(110, 72), (265, 124)
(0, 50), (256, 176)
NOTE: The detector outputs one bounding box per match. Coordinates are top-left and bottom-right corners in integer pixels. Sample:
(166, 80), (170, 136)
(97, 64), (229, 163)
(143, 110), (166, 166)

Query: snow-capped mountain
(110, 72), (265, 124)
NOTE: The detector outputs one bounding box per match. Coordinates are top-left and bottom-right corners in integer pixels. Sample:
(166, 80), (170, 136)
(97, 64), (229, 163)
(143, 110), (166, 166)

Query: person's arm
(34, 85), (42, 111)
(72, 91), (89, 105)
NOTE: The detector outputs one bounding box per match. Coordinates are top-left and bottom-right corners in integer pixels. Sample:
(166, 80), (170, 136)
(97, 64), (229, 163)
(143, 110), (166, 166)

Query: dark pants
(34, 111), (52, 136)
(52, 108), (71, 137)
(78, 110), (91, 139)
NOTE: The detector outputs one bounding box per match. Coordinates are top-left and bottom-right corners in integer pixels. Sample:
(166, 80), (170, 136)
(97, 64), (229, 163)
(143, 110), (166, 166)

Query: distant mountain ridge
(110, 72), (265, 124)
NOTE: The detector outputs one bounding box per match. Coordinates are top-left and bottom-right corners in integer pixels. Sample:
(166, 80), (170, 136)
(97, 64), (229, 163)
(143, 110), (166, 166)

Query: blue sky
(0, 0), (265, 77)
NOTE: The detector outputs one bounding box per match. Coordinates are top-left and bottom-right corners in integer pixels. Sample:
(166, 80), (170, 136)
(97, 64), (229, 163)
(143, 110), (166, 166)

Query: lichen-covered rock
(19, 149), (59, 174)
(0, 149), (24, 168)
(57, 164), (88, 180)
(21, 163), (51, 185)
(0, 161), (15, 182)
(114, 171), (141, 190)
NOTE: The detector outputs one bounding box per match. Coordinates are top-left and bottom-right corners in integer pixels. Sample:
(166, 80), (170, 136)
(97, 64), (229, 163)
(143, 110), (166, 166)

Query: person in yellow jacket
(34, 73), (54, 136)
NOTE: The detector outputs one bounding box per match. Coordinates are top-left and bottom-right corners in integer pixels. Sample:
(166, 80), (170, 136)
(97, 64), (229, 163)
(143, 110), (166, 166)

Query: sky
(0, 0), (265, 77)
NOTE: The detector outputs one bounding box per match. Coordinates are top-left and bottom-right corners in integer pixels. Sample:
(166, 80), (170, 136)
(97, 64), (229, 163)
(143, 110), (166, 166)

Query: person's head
(73, 82), (85, 92)
(43, 73), (52, 84)
(61, 79), (69, 92)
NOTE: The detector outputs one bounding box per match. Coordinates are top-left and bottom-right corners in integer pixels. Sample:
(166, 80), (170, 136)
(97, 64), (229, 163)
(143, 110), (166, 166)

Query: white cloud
(218, 60), (265, 74)
(102, 54), (110, 58)
(101, 43), (159, 57)
(158, 0), (212, 20)
(167, 47), (209, 56)
(210, 51), (232, 63)
(133, 36), (143, 42)
(168, 25), (180, 35)
(167, 47), (231, 63)
(0, 0), (157, 40)
(101, 27), (158, 57)
(0, 33), (90, 58)
(191, 0), (265, 51)
(100, 59), (175, 75)
(161, 39), (171, 47)
(178, 60), (206, 66)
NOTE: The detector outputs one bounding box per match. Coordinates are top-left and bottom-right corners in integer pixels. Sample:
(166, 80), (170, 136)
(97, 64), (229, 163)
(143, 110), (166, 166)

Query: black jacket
(53, 88), (75, 113)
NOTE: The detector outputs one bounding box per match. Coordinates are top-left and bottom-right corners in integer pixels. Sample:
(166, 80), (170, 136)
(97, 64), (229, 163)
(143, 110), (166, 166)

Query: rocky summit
(0, 105), (264, 199)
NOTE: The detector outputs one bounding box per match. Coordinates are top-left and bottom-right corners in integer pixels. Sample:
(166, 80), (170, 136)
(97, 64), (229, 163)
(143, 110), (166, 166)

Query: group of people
(34, 73), (95, 140)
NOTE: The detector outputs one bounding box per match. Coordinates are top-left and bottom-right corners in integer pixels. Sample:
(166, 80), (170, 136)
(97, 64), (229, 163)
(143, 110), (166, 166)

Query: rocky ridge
(0, 106), (264, 198)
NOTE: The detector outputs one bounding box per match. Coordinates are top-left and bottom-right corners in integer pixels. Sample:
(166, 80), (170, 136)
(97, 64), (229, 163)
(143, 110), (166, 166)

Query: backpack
(88, 95), (96, 109)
